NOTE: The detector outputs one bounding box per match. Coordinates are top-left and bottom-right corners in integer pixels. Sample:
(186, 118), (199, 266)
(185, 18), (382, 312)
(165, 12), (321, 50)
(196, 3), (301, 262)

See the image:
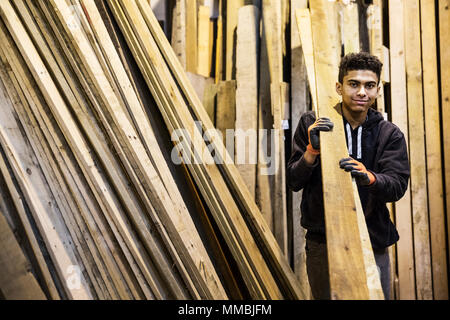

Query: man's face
(335, 69), (380, 114)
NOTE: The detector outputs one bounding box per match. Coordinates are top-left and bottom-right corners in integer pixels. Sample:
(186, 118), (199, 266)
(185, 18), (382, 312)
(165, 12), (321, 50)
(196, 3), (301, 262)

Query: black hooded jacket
(287, 106), (410, 251)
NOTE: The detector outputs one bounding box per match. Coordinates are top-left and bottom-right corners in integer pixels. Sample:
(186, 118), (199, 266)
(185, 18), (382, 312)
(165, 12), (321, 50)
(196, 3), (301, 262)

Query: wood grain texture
(388, 0), (415, 300)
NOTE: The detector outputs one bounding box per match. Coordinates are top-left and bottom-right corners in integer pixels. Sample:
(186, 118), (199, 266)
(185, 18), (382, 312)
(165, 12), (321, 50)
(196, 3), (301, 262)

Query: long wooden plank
(133, 0), (306, 299)
(439, 1), (450, 296)
(0, 209), (46, 300)
(388, 0), (415, 300)
(81, 0), (227, 300)
(309, 0), (374, 300)
(404, 0), (432, 300)
(420, 0), (448, 300)
(171, 0), (186, 69)
(185, 0), (197, 73)
(197, 5), (211, 77)
(256, 3), (274, 232)
(290, 0), (310, 299)
(235, 5), (259, 199)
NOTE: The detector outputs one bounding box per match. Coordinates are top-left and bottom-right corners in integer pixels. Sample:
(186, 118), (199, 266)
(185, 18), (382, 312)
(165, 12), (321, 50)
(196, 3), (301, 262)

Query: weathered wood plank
(235, 5), (259, 199)
(439, 0), (450, 300)
(309, 0), (376, 300)
(388, 0), (415, 300)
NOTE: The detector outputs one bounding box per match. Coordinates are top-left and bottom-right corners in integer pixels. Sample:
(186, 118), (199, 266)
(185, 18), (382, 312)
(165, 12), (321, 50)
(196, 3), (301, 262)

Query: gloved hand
(339, 157), (376, 186)
(307, 117), (334, 154)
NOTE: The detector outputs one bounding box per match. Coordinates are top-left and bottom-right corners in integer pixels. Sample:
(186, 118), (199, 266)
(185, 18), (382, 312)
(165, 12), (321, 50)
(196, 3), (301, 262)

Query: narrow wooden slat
(225, 0), (247, 80)
(420, 0), (448, 300)
(388, 0), (415, 300)
(185, 0), (197, 73)
(309, 0), (373, 300)
(290, 0), (311, 299)
(129, 0), (307, 299)
(235, 5), (259, 199)
(81, 0), (227, 299)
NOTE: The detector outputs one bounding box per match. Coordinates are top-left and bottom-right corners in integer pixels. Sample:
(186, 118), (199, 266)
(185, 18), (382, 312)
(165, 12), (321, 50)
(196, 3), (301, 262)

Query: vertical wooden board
(256, 22), (274, 232)
(290, 0), (310, 299)
(404, 0), (432, 300)
(421, 0), (448, 300)
(216, 80), (236, 144)
(343, 2), (360, 54)
(296, 8), (317, 112)
(0, 210), (46, 300)
(171, 0), (186, 69)
(270, 82), (288, 255)
(262, 0), (283, 83)
(388, 0), (415, 300)
(186, 0), (198, 73)
(215, 0), (223, 83)
(197, 5), (211, 77)
(439, 0), (450, 296)
(235, 5), (259, 198)
(202, 82), (217, 123)
(309, 0), (373, 300)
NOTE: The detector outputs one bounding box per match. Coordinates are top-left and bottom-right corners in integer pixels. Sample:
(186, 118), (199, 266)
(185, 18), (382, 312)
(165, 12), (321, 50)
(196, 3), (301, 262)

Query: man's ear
(336, 82), (342, 96)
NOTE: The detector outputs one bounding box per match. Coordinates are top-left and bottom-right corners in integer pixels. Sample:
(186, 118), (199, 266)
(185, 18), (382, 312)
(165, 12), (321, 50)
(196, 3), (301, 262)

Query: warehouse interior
(0, 0), (448, 301)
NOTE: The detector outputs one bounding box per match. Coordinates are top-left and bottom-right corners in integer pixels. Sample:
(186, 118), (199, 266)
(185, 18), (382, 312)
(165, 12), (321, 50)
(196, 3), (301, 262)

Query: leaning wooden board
(0, 208), (46, 300)
(403, 0), (432, 300)
(388, 0), (415, 300)
(425, 0), (448, 300)
(439, 0), (450, 298)
(307, 0), (383, 299)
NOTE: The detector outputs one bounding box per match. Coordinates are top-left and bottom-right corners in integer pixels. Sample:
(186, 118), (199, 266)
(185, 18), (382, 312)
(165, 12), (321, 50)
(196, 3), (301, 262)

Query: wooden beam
(290, 0), (310, 299)
(388, 0), (415, 300)
(235, 5), (259, 199)
(171, 0), (186, 69)
(120, 0), (306, 298)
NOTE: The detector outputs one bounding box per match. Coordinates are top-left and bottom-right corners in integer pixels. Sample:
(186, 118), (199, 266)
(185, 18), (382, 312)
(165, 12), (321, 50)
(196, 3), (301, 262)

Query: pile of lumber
(0, 0), (305, 300)
(165, 0), (450, 300)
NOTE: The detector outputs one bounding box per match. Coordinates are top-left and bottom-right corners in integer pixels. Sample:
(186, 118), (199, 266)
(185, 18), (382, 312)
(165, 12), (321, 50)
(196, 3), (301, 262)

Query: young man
(287, 52), (410, 300)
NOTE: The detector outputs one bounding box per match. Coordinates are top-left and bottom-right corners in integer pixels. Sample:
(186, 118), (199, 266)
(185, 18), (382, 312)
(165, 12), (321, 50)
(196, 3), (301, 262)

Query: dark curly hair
(338, 52), (383, 84)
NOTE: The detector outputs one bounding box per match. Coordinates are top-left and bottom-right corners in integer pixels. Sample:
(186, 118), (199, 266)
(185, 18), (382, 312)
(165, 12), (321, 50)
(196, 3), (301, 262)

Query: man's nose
(357, 86), (367, 96)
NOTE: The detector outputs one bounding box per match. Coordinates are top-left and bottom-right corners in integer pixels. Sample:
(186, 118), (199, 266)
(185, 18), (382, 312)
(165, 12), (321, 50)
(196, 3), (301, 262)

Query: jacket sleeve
(287, 112), (319, 192)
(367, 128), (410, 202)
